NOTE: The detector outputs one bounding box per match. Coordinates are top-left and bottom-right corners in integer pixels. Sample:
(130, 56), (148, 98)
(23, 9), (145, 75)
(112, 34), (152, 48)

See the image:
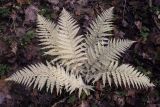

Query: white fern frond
(86, 7), (114, 47)
(86, 39), (135, 71)
(90, 61), (154, 89)
(36, 14), (59, 56)
(100, 39), (135, 65)
(55, 8), (87, 69)
(5, 62), (93, 97)
(86, 42), (106, 71)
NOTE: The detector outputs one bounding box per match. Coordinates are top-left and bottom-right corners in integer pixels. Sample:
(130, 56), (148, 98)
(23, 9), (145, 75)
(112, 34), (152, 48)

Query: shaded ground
(0, 0), (160, 107)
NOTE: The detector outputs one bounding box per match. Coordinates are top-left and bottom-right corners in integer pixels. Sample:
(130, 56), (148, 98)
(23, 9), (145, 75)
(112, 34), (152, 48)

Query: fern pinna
(6, 7), (154, 97)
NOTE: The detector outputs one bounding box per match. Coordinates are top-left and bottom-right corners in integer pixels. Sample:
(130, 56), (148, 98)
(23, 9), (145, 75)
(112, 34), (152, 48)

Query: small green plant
(0, 64), (9, 76)
(6, 7), (154, 99)
(0, 7), (10, 18)
(21, 30), (35, 46)
(140, 26), (150, 40)
(39, 7), (52, 20)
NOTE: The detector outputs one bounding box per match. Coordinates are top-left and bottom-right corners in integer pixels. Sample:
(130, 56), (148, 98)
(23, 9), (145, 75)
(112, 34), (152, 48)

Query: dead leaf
(24, 44), (38, 60)
(150, 33), (160, 45)
(10, 11), (17, 22)
(126, 90), (136, 105)
(15, 27), (26, 37)
(10, 41), (18, 54)
(0, 92), (5, 104)
(154, 0), (160, 5)
(0, 40), (7, 55)
(127, 90), (135, 97)
(0, 80), (11, 105)
(135, 20), (142, 30)
(16, 0), (30, 5)
(122, 19), (128, 27)
(147, 104), (157, 107)
(117, 97), (125, 107)
(113, 93), (125, 107)
(114, 28), (125, 38)
(48, 0), (59, 5)
(77, 0), (88, 6)
(24, 5), (39, 25)
(79, 100), (90, 107)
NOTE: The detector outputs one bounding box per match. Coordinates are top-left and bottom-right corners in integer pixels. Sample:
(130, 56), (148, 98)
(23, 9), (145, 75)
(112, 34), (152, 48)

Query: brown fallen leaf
(16, 0), (30, 5)
(10, 11), (17, 22)
(79, 100), (90, 107)
(0, 40), (7, 56)
(149, 33), (160, 45)
(24, 44), (38, 61)
(24, 5), (39, 25)
(48, 0), (59, 5)
(135, 20), (142, 31)
(114, 28), (125, 38)
(77, 0), (88, 6)
(126, 90), (136, 105)
(10, 41), (18, 54)
(0, 80), (12, 105)
(15, 27), (26, 37)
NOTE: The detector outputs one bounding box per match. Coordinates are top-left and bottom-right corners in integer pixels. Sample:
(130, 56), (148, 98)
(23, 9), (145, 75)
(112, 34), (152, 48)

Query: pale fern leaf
(36, 14), (59, 56)
(86, 7), (114, 47)
(56, 8), (87, 70)
(5, 62), (93, 97)
(87, 39), (135, 71)
(90, 61), (154, 88)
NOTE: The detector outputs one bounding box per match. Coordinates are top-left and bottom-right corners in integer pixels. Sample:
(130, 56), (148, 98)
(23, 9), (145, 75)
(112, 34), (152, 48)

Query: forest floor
(0, 0), (160, 107)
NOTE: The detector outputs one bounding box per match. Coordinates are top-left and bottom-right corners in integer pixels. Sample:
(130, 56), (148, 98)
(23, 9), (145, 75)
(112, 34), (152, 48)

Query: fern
(88, 61), (154, 88)
(55, 9), (87, 70)
(36, 14), (58, 55)
(86, 7), (114, 47)
(6, 62), (92, 97)
(6, 7), (154, 98)
(86, 39), (135, 71)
